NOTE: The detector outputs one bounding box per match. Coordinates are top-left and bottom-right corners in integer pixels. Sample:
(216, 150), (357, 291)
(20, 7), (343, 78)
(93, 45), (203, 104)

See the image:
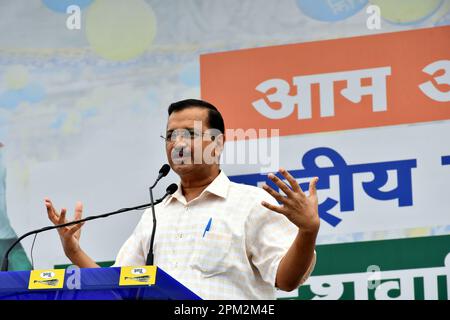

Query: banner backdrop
(201, 26), (450, 299)
(202, 26), (450, 235)
(201, 27), (450, 136)
(0, 0), (449, 299)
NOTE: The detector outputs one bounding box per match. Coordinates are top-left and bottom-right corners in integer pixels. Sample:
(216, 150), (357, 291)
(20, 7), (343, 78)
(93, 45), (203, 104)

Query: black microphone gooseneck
(0, 177), (176, 272)
(145, 164), (172, 265)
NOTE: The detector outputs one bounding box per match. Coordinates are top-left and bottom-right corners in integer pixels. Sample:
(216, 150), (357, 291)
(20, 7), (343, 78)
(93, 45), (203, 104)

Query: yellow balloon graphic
(86, 0), (157, 61)
(370, 0), (443, 24)
(4, 65), (29, 90)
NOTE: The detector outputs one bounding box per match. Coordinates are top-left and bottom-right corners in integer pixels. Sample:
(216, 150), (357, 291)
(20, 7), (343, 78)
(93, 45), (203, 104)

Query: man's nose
(175, 134), (187, 143)
(173, 136), (189, 149)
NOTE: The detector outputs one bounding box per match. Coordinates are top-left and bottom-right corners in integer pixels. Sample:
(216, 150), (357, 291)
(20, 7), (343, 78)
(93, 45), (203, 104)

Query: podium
(0, 267), (202, 300)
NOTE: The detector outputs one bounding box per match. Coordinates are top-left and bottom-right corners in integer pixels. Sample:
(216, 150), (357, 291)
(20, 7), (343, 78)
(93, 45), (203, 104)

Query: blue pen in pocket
(202, 217), (212, 238)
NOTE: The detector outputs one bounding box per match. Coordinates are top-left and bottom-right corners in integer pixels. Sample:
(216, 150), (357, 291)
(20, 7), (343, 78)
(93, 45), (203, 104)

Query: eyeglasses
(160, 129), (215, 143)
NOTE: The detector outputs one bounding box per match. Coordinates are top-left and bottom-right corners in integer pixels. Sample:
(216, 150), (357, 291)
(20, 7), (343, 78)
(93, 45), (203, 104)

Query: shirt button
(179, 233), (183, 239)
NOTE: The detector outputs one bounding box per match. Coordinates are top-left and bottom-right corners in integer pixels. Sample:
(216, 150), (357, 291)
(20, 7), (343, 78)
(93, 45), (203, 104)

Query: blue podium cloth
(0, 267), (202, 300)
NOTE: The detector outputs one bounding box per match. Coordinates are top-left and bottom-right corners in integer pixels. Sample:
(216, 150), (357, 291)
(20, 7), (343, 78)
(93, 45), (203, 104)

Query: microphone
(145, 164), (173, 265)
(165, 183), (178, 195)
(150, 164), (170, 189)
(0, 183), (178, 272)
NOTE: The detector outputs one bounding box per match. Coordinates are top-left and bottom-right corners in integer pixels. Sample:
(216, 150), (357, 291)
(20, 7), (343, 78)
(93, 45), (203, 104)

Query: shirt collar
(164, 170), (229, 206)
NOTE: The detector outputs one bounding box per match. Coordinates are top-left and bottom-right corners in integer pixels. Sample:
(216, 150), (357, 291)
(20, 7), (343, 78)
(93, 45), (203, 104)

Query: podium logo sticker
(119, 266), (156, 286)
(28, 269), (65, 290)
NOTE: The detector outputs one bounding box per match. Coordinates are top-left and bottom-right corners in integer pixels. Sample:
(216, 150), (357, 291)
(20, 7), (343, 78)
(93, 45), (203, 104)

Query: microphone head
(159, 164), (171, 177)
(166, 183), (178, 195)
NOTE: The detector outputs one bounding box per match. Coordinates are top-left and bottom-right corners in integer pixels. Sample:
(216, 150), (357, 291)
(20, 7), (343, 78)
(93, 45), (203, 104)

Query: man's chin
(171, 161), (197, 173)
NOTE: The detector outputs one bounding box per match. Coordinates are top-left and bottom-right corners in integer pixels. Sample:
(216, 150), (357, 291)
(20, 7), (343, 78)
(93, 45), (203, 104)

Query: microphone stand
(144, 164), (171, 266)
(145, 181), (161, 265)
(1, 193), (172, 272)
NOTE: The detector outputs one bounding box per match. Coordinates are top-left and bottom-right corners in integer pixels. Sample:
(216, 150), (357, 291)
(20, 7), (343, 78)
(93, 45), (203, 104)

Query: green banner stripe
(313, 234), (450, 275)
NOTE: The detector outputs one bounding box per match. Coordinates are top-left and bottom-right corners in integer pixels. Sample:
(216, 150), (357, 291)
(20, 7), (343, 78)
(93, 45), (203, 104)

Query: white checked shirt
(113, 171), (316, 300)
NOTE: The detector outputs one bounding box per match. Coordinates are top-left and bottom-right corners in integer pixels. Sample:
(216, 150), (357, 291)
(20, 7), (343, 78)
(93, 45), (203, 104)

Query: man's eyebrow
(166, 127), (196, 132)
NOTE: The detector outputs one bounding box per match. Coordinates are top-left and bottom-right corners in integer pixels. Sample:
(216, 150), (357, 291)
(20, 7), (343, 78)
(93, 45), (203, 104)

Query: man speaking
(45, 99), (319, 300)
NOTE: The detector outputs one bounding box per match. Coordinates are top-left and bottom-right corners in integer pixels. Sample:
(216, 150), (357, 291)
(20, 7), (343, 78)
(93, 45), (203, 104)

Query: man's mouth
(172, 148), (192, 164)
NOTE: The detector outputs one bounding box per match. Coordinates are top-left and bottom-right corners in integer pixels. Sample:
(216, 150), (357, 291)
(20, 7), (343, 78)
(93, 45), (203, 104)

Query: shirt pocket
(190, 227), (233, 278)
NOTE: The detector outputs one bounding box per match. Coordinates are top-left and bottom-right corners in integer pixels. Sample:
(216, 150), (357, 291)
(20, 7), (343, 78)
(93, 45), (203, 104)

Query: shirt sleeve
(245, 188), (316, 288)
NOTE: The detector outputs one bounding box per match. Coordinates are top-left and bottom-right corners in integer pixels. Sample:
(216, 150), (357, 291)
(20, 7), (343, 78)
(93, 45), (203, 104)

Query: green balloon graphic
(86, 0), (157, 61)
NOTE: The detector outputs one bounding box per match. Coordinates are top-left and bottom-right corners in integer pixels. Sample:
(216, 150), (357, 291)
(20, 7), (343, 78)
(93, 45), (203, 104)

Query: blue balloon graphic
(0, 90), (21, 110)
(0, 84), (45, 109)
(42, 0), (93, 13)
(50, 114), (67, 130)
(21, 84), (45, 103)
(296, 0), (368, 22)
(179, 62), (200, 87)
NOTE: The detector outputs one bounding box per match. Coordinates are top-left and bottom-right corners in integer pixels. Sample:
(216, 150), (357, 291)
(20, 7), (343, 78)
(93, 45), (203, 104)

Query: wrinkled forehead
(166, 107), (209, 131)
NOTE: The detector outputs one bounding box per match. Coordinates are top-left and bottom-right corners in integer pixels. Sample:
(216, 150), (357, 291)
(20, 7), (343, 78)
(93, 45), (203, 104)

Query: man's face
(165, 107), (222, 177)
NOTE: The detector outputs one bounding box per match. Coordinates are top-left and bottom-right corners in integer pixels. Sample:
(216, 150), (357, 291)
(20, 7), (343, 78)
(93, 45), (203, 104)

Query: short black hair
(168, 99), (225, 135)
